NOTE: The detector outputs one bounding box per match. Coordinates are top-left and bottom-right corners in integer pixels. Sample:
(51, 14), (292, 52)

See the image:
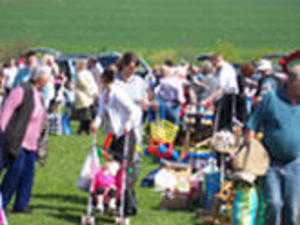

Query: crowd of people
(0, 49), (299, 225)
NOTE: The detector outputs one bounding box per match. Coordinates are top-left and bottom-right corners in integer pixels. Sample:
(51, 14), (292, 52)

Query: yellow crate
(150, 120), (179, 143)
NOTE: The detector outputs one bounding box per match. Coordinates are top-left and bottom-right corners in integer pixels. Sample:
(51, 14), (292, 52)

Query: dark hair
(117, 52), (140, 71)
(24, 50), (36, 59)
(88, 57), (97, 69)
(164, 59), (174, 67)
(241, 63), (255, 77)
(24, 50), (36, 65)
(102, 65), (118, 84)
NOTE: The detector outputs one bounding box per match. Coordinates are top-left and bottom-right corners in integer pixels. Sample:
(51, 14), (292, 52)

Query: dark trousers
(1, 148), (36, 211)
(215, 94), (246, 131)
(111, 130), (137, 217)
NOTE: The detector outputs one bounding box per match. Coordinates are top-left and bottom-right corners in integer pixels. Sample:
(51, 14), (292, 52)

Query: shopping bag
(77, 145), (100, 192)
(232, 184), (258, 225)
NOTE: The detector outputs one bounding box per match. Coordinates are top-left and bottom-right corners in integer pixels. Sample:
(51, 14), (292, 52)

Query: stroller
(80, 133), (130, 225)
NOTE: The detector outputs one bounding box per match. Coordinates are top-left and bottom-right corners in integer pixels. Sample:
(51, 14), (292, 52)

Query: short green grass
(0, 0), (299, 62)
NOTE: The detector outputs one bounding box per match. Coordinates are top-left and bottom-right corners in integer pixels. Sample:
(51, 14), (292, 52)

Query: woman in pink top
(0, 66), (49, 213)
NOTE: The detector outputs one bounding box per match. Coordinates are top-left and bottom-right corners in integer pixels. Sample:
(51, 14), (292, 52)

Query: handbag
(232, 139), (270, 176)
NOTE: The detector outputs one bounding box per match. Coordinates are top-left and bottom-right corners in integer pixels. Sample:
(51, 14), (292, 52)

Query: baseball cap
(257, 59), (272, 71)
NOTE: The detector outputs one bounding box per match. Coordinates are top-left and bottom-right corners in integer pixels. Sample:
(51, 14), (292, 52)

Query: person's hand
(141, 99), (149, 111)
(201, 99), (212, 108)
(91, 123), (98, 140)
(124, 122), (131, 135)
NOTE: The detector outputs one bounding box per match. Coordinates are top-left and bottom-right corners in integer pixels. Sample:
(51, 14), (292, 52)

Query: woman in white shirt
(92, 66), (141, 225)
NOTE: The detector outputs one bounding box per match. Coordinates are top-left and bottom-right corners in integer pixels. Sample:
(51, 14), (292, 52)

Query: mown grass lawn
(0, 0), (299, 62)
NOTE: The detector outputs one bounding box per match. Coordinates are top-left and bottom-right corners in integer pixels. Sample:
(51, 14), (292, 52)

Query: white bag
(77, 145), (100, 192)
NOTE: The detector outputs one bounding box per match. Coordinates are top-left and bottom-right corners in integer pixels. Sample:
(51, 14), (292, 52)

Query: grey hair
(30, 65), (51, 82)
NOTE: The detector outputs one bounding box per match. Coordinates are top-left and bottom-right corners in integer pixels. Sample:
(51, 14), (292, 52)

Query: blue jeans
(158, 98), (180, 125)
(264, 159), (300, 225)
(1, 148), (36, 211)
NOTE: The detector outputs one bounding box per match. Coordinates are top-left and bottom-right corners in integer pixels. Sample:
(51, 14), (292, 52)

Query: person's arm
(91, 93), (105, 135)
(201, 88), (224, 107)
(193, 76), (209, 89)
(244, 93), (270, 144)
(0, 87), (24, 131)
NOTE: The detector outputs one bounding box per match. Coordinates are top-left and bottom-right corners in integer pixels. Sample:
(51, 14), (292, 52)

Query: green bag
(232, 183), (258, 225)
(255, 179), (266, 225)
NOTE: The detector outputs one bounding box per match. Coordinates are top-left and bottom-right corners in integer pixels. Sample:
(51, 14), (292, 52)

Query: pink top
(0, 86), (46, 151)
(93, 169), (117, 193)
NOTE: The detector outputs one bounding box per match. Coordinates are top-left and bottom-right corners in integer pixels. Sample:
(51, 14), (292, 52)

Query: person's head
(257, 59), (273, 76)
(280, 51), (300, 99)
(42, 54), (55, 68)
(211, 54), (224, 70)
(30, 66), (51, 91)
(88, 57), (97, 69)
(25, 51), (38, 68)
(164, 59), (174, 67)
(76, 59), (88, 72)
(117, 52), (140, 79)
(201, 60), (213, 75)
(5, 57), (16, 67)
(241, 63), (255, 78)
(287, 65), (300, 100)
(101, 65), (118, 89)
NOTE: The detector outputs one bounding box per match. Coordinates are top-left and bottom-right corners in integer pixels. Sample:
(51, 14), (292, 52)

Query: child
(92, 66), (141, 225)
(93, 160), (120, 213)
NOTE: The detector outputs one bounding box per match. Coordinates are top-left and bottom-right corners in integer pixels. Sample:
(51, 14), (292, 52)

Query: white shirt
(95, 83), (142, 137)
(116, 74), (148, 104)
(3, 67), (18, 89)
(218, 61), (239, 94)
(155, 75), (185, 104)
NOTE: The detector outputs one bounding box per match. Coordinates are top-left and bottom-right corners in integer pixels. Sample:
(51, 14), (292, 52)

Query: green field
(0, 0), (300, 62)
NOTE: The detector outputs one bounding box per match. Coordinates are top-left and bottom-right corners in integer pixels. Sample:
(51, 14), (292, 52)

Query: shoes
(116, 217), (130, 225)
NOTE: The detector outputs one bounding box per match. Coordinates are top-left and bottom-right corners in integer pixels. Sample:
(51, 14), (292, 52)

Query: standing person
(202, 54), (239, 130)
(75, 59), (98, 135)
(12, 51), (38, 88)
(116, 52), (148, 149)
(255, 59), (281, 101)
(246, 50), (300, 225)
(92, 66), (141, 225)
(0, 66), (49, 213)
(238, 63), (257, 115)
(88, 57), (104, 90)
(192, 60), (219, 103)
(155, 66), (186, 125)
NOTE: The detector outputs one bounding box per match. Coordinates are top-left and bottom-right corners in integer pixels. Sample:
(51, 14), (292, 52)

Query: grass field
(0, 0), (300, 62)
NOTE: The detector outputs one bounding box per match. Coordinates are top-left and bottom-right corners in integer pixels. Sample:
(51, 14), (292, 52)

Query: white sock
(109, 198), (117, 210)
(96, 195), (104, 213)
